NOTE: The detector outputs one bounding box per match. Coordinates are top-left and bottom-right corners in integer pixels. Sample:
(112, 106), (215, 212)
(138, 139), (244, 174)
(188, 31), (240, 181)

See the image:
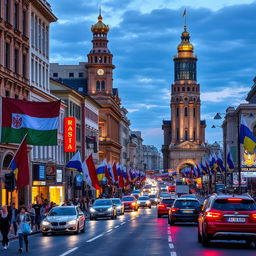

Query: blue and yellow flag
(227, 145), (235, 172)
(240, 116), (256, 153)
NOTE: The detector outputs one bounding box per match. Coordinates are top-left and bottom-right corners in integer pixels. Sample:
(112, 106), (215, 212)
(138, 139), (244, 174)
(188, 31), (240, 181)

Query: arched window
(101, 81), (105, 90)
(96, 81), (100, 91)
(193, 108), (196, 117)
(187, 87), (190, 91)
(185, 130), (188, 141)
(99, 56), (102, 63)
(94, 56), (97, 63)
(176, 108), (179, 117)
(193, 130), (196, 141)
(3, 154), (13, 169)
(174, 87), (176, 92)
(182, 87), (185, 92)
(192, 87), (194, 91)
(184, 107), (188, 117)
(177, 87), (180, 92)
(104, 56), (107, 63)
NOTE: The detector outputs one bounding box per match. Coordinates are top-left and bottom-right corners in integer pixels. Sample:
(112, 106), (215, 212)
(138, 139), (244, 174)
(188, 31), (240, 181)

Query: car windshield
(138, 197), (149, 200)
(149, 195), (156, 198)
(112, 199), (121, 205)
(162, 199), (175, 204)
(174, 200), (200, 208)
(213, 199), (256, 211)
(93, 200), (112, 206)
(49, 208), (76, 216)
(132, 190), (140, 194)
(122, 197), (135, 201)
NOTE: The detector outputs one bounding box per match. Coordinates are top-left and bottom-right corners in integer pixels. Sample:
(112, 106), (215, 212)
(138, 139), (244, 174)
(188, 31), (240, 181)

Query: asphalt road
(2, 207), (256, 256)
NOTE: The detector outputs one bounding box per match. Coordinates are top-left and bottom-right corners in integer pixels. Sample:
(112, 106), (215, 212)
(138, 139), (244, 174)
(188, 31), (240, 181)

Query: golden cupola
(177, 25), (194, 58)
(91, 14), (109, 34)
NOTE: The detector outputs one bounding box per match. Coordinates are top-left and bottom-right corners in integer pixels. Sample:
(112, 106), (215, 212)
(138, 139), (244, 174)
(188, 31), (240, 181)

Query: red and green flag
(1, 98), (60, 145)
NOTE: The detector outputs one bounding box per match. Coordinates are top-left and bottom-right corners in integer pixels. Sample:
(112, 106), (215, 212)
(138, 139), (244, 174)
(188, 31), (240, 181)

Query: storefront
(31, 164), (65, 205)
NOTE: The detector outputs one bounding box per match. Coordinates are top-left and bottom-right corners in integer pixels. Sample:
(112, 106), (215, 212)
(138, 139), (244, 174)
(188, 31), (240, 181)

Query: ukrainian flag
(96, 161), (106, 182)
(227, 145), (234, 172)
(240, 116), (256, 153)
(11, 160), (18, 179)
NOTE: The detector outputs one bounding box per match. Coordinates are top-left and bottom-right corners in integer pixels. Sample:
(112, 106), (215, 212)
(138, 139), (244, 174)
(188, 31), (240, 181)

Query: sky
(48, 0), (256, 150)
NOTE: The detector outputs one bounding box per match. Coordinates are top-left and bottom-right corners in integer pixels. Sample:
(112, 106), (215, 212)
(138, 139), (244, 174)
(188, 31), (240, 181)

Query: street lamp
(214, 113), (225, 120)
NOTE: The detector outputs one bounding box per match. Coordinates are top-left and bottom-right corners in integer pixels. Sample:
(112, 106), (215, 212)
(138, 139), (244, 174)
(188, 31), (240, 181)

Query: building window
(35, 16), (38, 48)
(15, 94), (19, 99)
(182, 87), (185, 92)
(31, 14), (34, 46)
(94, 56), (97, 63)
(177, 87), (180, 92)
(193, 130), (196, 141)
(4, 0), (9, 22)
(78, 87), (83, 92)
(104, 56), (107, 63)
(193, 108), (196, 117)
(185, 130), (188, 141)
(46, 26), (49, 57)
(79, 72), (84, 78)
(31, 59), (34, 81)
(184, 107), (188, 117)
(69, 72), (74, 77)
(39, 63), (41, 85)
(43, 66), (45, 87)
(176, 128), (179, 140)
(22, 54), (27, 78)
(101, 81), (105, 90)
(96, 80), (100, 91)
(22, 10), (26, 35)
(5, 42), (10, 68)
(76, 125), (81, 142)
(53, 72), (58, 77)
(174, 87), (176, 92)
(192, 87), (194, 91)
(42, 23), (45, 54)
(5, 90), (10, 98)
(14, 3), (19, 29)
(38, 20), (41, 51)
(35, 61), (38, 82)
(187, 87), (190, 91)
(176, 108), (179, 117)
(14, 48), (19, 73)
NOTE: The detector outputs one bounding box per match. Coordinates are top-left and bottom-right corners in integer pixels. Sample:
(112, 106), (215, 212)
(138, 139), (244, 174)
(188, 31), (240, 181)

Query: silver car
(90, 199), (117, 220)
(41, 206), (85, 236)
(111, 198), (124, 215)
(138, 196), (151, 208)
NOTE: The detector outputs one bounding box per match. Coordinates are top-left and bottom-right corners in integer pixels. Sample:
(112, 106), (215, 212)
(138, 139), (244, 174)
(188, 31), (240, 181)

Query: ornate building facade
(162, 25), (208, 172)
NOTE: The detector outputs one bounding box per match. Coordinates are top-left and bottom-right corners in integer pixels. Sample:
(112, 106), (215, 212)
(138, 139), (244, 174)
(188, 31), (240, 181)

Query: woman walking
(16, 206), (31, 253)
(27, 204), (35, 231)
(0, 206), (11, 250)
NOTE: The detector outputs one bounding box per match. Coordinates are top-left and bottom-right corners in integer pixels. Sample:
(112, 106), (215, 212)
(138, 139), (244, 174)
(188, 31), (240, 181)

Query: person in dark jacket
(0, 206), (11, 250)
(8, 203), (18, 236)
(16, 206), (31, 253)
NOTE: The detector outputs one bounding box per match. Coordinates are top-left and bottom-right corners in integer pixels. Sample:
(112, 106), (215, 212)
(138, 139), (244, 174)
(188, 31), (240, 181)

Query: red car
(198, 194), (256, 247)
(157, 198), (175, 218)
(121, 196), (138, 211)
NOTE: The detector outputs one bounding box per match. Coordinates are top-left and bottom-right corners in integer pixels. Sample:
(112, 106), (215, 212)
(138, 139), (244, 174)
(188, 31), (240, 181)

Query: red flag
(125, 171), (130, 186)
(104, 165), (112, 185)
(118, 171), (124, 188)
(10, 138), (29, 189)
(86, 154), (100, 190)
(112, 162), (118, 182)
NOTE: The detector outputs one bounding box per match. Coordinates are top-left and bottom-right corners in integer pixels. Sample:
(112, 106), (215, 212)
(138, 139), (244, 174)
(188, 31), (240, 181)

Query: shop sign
(56, 169), (63, 183)
(233, 172), (247, 186)
(242, 171), (256, 177)
(64, 117), (76, 152)
(75, 174), (83, 187)
(46, 165), (56, 182)
(33, 165), (46, 181)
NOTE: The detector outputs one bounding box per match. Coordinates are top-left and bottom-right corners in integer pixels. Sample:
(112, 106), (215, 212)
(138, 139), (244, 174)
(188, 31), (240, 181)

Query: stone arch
(1, 151), (14, 171)
(176, 160), (195, 174)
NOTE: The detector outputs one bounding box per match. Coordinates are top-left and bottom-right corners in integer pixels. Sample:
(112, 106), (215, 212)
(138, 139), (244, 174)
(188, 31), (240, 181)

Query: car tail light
(158, 204), (166, 208)
(250, 213), (256, 221)
(227, 198), (242, 202)
(171, 208), (179, 213)
(205, 211), (222, 220)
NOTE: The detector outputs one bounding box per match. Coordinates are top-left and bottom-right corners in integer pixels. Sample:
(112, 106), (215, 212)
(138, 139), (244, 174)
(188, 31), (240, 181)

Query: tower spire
(183, 9), (187, 31)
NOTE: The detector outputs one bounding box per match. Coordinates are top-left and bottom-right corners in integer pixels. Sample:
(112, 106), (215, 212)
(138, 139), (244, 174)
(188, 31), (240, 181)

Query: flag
(216, 152), (226, 173)
(200, 160), (208, 176)
(240, 116), (256, 153)
(10, 137), (29, 189)
(1, 98), (60, 145)
(96, 161), (106, 182)
(227, 144), (235, 172)
(112, 163), (118, 182)
(85, 154), (100, 190)
(105, 163), (113, 185)
(210, 153), (218, 173)
(118, 170), (124, 188)
(82, 160), (92, 187)
(183, 9), (186, 17)
(66, 151), (83, 172)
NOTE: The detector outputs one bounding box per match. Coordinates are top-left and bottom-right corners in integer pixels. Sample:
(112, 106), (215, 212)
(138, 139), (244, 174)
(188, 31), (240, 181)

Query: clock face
(97, 69), (104, 76)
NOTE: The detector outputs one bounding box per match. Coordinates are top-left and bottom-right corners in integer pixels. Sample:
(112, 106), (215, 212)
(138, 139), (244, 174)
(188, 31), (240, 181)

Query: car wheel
(42, 232), (48, 236)
(81, 221), (86, 233)
(75, 224), (79, 234)
(202, 230), (210, 247)
(197, 228), (202, 243)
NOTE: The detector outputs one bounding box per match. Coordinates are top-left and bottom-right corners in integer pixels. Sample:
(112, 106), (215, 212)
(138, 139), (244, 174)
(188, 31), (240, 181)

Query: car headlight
(131, 202), (136, 206)
(107, 207), (113, 212)
(68, 220), (77, 225)
(116, 206), (122, 209)
(90, 208), (96, 213)
(146, 200), (150, 204)
(42, 220), (50, 226)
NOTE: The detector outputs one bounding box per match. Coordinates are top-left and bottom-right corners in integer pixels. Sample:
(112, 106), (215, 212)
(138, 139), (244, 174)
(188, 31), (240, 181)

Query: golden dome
(177, 25), (194, 52)
(91, 14), (109, 34)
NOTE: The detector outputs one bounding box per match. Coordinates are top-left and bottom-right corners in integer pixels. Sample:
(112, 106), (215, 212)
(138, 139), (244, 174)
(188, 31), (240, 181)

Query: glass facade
(175, 61), (196, 81)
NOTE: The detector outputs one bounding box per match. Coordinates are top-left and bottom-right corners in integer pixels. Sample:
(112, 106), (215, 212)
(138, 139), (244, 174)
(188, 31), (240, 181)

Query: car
(41, 206), (85, 236)
(168, 198), (201, 225)
(122, 196), (138, 211)
(157, 198), (175, 217)
(180, 194), (197, 199)
(131, 190), (141, 199)
(138, 196), (151, 208)
(143, 185), (152, 194)
(90, 199), (117, 220)
(149, 194), (160, 205)
(198, 194), (256, 247)
(111, 198), (124, 215)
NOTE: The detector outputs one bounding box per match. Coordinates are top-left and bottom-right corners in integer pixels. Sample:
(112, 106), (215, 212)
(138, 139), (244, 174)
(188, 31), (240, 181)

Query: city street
(2, 207), (255, 256)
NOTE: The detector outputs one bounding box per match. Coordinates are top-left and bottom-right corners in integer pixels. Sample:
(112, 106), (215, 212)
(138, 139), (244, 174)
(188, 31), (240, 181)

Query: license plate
(54, 225), (65, 229)
(183, 210), (193, 213)
(227, 217), (245, 223)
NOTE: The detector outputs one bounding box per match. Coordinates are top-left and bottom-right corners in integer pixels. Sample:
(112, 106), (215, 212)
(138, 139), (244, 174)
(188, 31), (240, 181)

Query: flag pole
(6, 133), (28, 171)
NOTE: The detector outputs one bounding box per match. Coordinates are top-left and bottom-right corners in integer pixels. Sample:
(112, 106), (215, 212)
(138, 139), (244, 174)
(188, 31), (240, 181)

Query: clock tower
(86, 13), (115, 95)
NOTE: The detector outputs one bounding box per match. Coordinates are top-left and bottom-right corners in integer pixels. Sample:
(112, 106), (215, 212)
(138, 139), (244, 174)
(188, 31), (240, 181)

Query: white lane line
(170, 252), (177, 256)
(168, 236), (172, 242)
(114, 225), (120, 229)
(86, 234), (104, 243)
(169, 243), (174, 249)
(106, 229), (113, 233)
(120, 222), (126, 225)
(59, 247), (78, 256)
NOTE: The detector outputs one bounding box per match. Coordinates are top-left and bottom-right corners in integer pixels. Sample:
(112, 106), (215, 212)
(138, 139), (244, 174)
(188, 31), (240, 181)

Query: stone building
(143, 145), (162, 171)
(162, 25), (208, 172)
(129, 131), (144, 171)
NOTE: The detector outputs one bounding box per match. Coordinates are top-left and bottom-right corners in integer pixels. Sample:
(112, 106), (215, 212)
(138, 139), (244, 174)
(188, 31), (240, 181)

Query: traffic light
(5, 172), (15, 192)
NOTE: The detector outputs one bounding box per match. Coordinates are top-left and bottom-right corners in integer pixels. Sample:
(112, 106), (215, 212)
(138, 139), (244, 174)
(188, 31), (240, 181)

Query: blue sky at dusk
(48, 0), (256, 150)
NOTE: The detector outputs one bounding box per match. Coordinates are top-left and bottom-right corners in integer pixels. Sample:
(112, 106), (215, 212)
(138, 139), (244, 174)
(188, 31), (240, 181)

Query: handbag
(21, 222), (32, 235)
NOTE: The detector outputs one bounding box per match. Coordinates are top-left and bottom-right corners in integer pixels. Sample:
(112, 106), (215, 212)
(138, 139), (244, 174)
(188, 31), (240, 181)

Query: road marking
(106, 229), (113, 233)
(168, 236), (172, 242)
(170, 252), (177, 256)
(169, 243), (174, 249)
(114, 225), (120, 228)
(59, 247), (78, 256)
(120, 222), (126, 225)
(86, 234), (103, 243)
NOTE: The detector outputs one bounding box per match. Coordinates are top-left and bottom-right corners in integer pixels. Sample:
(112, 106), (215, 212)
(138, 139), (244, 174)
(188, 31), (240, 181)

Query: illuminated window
(101, 81), (105, 90)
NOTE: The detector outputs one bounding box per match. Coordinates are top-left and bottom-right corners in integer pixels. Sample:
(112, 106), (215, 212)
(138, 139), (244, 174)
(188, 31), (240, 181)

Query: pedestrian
(27, 204), (35, 231)
(8, 202), (18, 236)
(16, 206), (31, 253)
(33, 199), (42, 231)
(0, 206), (11, 250)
